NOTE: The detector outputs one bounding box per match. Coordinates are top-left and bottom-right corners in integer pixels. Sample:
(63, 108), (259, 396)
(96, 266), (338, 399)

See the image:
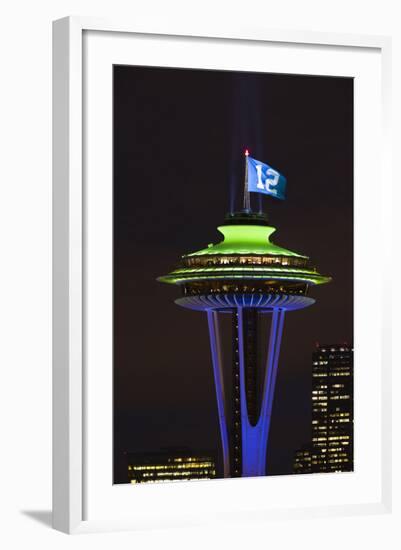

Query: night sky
(113, 65), (353, 484)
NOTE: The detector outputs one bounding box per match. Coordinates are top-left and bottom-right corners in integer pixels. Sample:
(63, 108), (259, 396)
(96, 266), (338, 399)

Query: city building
(127, 448), (217, 484)
(158, 179), (331, 478)
(293, 344), (354, 474)
(293, 446), (312, 474)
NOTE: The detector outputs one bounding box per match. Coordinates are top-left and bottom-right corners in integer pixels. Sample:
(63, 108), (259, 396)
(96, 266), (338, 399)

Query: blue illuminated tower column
(158, 210), (330, 477)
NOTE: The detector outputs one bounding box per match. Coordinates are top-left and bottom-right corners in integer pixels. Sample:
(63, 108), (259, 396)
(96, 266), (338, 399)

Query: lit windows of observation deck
(183, 254), (311, 269)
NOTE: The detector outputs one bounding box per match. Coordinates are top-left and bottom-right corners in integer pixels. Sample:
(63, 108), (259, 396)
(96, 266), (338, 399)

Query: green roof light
(185, 224), (306, 258)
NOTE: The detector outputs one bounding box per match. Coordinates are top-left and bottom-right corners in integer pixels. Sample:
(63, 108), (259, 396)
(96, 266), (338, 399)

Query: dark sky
(113, 65), (353, 483)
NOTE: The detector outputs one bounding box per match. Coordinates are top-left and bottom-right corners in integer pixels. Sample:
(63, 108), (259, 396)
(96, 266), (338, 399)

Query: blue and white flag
(247, 156), (286, 200)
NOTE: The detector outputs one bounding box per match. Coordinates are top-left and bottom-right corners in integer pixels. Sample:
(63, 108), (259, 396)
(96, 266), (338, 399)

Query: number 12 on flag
(247, 156), (287, 200)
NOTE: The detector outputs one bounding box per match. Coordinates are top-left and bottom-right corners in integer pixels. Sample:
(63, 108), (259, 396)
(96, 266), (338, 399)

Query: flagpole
(243, 149), (251, 211)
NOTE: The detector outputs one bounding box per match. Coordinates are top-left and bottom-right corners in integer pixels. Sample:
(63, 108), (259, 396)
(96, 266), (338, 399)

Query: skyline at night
(113, 65), (353, 483)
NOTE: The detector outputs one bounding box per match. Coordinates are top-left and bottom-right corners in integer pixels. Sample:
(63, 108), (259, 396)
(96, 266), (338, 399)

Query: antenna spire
(243, 149), (251, 211)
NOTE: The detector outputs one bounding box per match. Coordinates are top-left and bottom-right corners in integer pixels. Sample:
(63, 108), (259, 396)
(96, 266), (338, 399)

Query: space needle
(158, 151), (331, 478)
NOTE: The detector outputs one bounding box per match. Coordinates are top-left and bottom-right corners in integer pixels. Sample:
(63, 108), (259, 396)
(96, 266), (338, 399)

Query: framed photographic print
(52, 17), (392, 533)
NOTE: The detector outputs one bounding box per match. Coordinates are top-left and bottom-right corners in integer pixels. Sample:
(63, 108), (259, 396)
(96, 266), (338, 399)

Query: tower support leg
(237, 307), (285, 477)
(207, 310), (230, 477)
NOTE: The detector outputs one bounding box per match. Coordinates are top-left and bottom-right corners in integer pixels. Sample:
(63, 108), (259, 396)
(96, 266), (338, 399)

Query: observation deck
(158, 211), (330, 311)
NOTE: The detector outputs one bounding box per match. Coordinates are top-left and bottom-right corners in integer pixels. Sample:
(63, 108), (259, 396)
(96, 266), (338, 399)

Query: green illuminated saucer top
(158, 217), (331, 289)
(186, 224), (305, 258)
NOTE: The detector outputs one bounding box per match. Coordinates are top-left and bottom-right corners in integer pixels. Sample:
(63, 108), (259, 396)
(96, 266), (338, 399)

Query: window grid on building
(293, 345), (353, 475)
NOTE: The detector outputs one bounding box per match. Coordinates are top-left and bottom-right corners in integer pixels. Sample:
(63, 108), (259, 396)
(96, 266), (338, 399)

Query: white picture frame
(52, 16), (392, 534)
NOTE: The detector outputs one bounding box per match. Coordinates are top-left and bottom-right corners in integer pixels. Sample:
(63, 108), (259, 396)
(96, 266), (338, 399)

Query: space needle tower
(158, 151), (331, 478)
